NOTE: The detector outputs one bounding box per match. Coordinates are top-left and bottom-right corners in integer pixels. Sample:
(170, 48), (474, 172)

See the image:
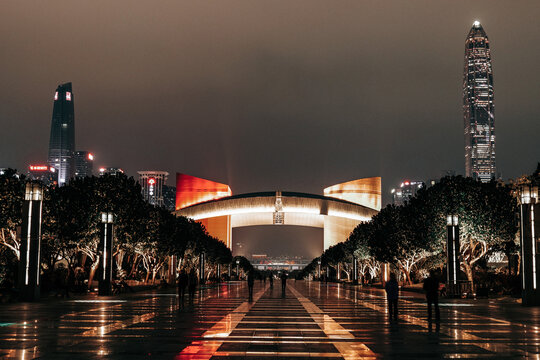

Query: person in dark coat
(269, 274), (274, 288)
(247, 270), (255, 302)
(177, 269), (188, 308)
(423, 270), (440, 321)
(280, 272), (287, 298)
(188, 268), (198, 304)
(385, 273), (399, 321)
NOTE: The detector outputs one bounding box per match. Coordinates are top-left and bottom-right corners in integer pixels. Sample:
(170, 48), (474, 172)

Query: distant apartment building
(391, 180), (423, 206)
(137, 171), (169, 207)
(74, 151), (94, 178)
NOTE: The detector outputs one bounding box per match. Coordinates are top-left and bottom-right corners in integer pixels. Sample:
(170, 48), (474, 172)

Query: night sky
(1, 1), (539, 257)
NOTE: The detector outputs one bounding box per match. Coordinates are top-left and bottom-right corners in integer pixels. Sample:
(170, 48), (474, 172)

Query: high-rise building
(74, 151), (94, 178)
(27, 165), (58, 186)
(138, 171), (169, 207)
(463, 21), (496, 183)
(391, 180), (423, 206)
(48, 82), (75, 186)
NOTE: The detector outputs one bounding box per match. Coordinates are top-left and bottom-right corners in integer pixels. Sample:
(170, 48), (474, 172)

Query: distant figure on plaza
(247, 270), (255, 302)
(177, 269), (188, 308)
(423, 270), (440, 321)
(281, 272), (287, 298)
(384, 273), (399, 321)
(269, 274), (274, 288)
(188, 268), (198, 304)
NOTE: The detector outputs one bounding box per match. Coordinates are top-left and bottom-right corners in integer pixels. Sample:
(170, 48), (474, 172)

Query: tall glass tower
(463, 21), (496, 183)
(48, 82), (75, 186)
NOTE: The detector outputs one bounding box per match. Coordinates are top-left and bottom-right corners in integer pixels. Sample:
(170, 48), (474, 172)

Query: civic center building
(174, 174), (381, 250)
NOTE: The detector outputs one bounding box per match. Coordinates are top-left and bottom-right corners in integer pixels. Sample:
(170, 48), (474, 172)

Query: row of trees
(303, 175), (521, 288)
(0, 169), (235, 290)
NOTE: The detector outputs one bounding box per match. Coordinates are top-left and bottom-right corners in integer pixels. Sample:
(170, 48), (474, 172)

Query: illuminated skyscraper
(463, 21), (496, 182)
(138, 171), (169, 207)
(74, 151), (94, 178)
(48, 83), (75, 186)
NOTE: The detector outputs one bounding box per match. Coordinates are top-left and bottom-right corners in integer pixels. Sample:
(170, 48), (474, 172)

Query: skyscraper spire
(48, 82), (75, 186)
(463, 21), (496, 182)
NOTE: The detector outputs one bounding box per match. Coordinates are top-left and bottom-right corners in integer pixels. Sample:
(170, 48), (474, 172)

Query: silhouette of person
(280, 272), (287, 298)
(385, 273), (399, 321)
(423, 270), (440, 321)
(247, 269), (255, 302)
(177, 269), (188, 308)
(269, 274), (274, 289)
(188, 268), (198, 304)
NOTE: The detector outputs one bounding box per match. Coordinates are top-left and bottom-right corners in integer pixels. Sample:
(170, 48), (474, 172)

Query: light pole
(236, 259), (240, 280)
(199, 252), (205, 284)
(317, 260), (321, 281)
(18, 183), (43, 301)
(353, 256), (358, 284)
(98, 212), (114, 296)
(446, 214), (460, 295)
(519, 184), (539, 305)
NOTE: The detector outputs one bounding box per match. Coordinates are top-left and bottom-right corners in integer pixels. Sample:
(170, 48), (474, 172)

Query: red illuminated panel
(29, 165), (49, 171)
(176, 173), (232, 210)
(148, 178), (156, 185)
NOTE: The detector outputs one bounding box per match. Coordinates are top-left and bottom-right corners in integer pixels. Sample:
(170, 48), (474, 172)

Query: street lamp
(317, 260), (321, 281)
(18, 183), (44, 301)
(446, 214), (460, 294)
(519, 184), (539, 305)
(98, 211), (114, 296)
(236, 259), (240, 280)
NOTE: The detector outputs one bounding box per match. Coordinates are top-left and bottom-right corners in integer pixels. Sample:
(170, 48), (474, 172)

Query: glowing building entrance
(174, 174), (381, 250)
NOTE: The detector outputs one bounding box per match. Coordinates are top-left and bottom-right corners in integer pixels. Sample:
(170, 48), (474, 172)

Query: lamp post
(446, 214), (460, 295)
(317, 260), (321, 281)
(236, 259), (240, 280)
(199, 252), (205, 285)
(519, 184), (539, 305)
(18, 183), (43, 301)
(98, 212), (114, 296)
(217, 263), (221, 282)
(353, 256), (358, 284)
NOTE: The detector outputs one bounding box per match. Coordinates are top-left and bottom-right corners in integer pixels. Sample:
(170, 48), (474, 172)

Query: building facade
(99, 167), (124, 176)
(48, 83), (75, 186)
(27, 165), (58, 186)
(391, 180), (423, 206)
(138, 171), (169, 207)
(464, 21), (496, 183)
(74, 151), (94, 178)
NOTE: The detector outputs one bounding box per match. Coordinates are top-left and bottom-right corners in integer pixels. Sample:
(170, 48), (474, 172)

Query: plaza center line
(176, 284), (269, 359)
(330, 285), (525, 356)
(288, 285), (377, 360)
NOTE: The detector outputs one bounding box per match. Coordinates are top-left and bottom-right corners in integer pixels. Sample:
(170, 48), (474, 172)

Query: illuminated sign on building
(29, 165), (49, 171)
(54, 92), (58, 100)
(88, 153), (94, 161)
(66, 92), (72, 101)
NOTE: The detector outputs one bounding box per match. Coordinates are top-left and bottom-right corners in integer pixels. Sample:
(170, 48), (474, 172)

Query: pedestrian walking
(188, 268), (198, 304)
(269, 274), (274, 289)
(423, 270), (440, 321)
(280, 272), (287, 298)
(385, 273), (399, 321)
(177, 269), (188, 308)
(247, 269), (255, 302)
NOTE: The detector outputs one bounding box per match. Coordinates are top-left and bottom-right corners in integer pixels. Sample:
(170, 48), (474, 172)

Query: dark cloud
(1, 1), (539, 257)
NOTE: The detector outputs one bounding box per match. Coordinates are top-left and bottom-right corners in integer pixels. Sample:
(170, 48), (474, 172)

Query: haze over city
(1, 1), (539, 257)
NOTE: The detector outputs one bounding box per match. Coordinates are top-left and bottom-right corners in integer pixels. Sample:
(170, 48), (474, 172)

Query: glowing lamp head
(473, 20), (481, 27)
(148, 178), (156, 185)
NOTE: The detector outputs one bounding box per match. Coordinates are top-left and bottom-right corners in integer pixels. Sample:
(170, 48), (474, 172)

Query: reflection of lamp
(99, 212), (114, 296)
(519, 184), (539, 305)
(446, 214), (460, 289)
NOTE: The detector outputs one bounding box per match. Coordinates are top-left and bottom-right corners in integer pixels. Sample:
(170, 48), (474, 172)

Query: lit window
(66, 92), (72, 101)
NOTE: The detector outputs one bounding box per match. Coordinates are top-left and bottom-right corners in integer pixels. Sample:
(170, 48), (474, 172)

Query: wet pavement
(1, 281), (540, 359)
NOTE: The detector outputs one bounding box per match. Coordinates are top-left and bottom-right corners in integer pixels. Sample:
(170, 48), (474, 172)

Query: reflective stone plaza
(1, 281), (539, 359)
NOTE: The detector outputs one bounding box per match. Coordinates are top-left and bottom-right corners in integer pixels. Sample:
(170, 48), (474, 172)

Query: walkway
(1, 281), (539, 359)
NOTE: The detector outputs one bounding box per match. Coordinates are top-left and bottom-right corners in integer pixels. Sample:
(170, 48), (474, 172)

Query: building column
(446, 215), (460, 295)
(98, 212), (114, 296)
(18, 183), (44, 301)
(520, 185), (540, 306)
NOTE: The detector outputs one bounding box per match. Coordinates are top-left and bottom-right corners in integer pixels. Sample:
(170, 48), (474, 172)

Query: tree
(0, 169), (25, 259)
